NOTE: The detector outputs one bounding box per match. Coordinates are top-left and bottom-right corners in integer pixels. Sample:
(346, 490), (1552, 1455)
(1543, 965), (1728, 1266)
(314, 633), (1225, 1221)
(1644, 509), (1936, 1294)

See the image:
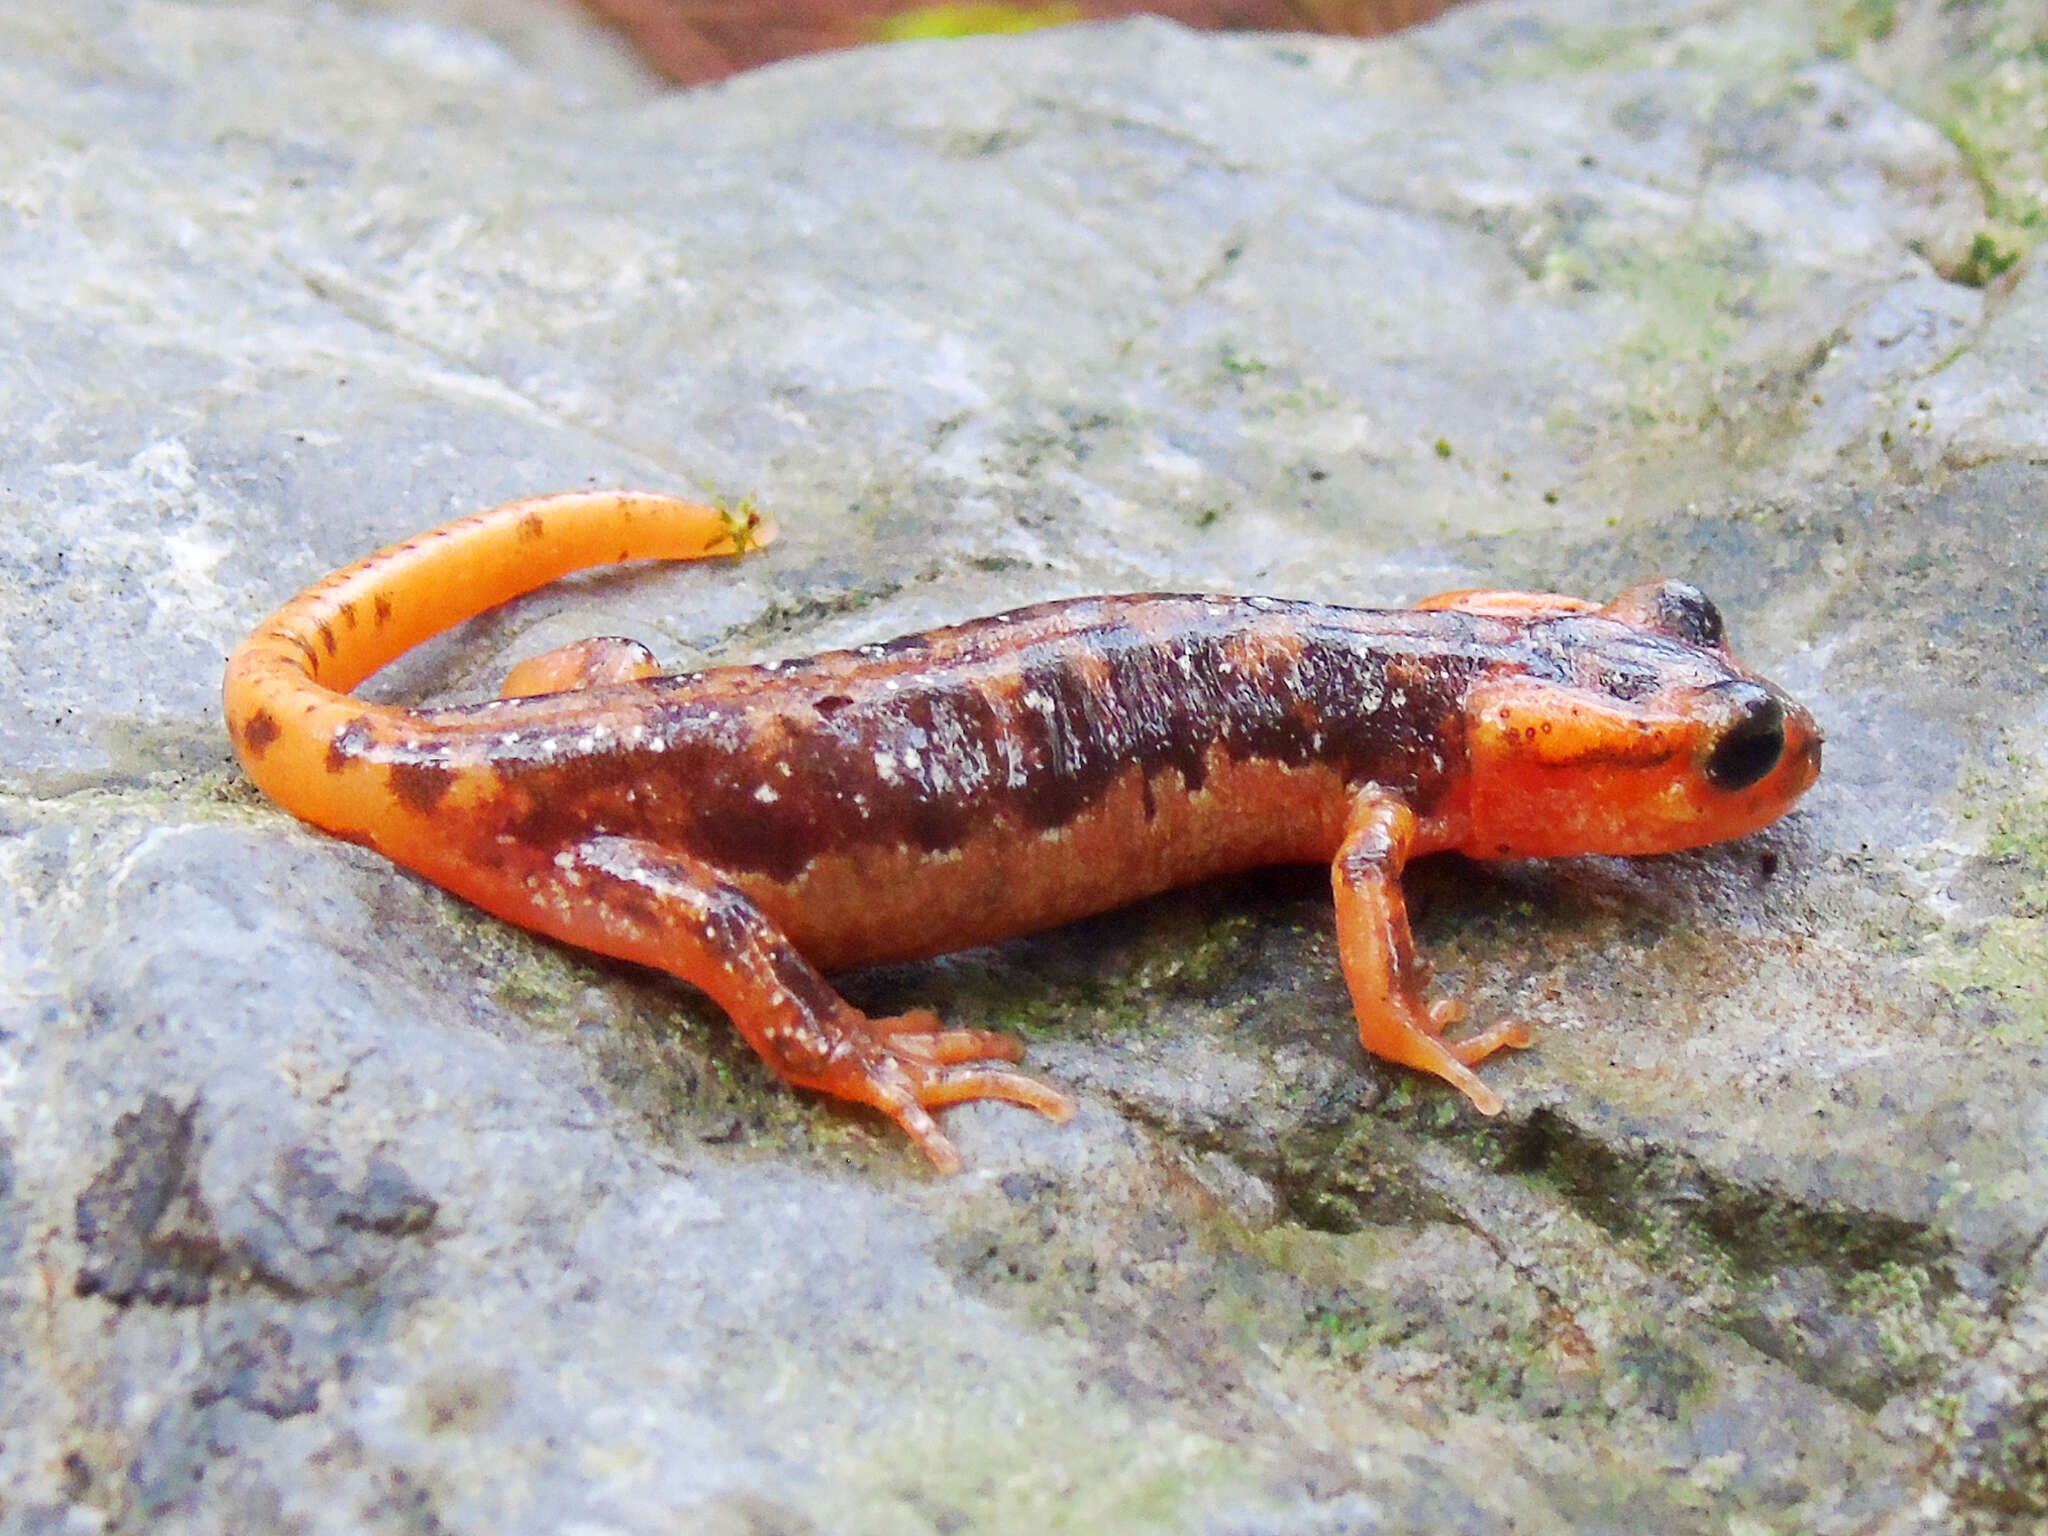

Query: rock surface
(4, 0), (2047, 1530)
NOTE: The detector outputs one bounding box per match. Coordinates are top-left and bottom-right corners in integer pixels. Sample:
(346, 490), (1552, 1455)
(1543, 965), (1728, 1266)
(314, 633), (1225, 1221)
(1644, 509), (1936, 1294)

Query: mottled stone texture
(3, 0), (2046, 1530)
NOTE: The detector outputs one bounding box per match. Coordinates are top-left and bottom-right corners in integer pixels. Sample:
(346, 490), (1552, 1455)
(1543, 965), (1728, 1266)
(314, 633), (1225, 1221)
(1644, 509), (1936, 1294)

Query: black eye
(1705, 688), (1785, 791)
(1655, 582), (1725, 648)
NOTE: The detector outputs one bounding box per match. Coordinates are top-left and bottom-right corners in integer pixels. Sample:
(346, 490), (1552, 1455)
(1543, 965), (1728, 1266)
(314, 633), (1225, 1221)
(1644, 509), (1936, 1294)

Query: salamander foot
(805, 1012), (1077, 1174)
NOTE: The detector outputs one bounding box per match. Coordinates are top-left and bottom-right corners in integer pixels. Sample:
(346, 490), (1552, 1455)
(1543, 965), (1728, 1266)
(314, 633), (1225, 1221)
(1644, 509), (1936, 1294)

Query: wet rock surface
(4, 0), (2046, 1529)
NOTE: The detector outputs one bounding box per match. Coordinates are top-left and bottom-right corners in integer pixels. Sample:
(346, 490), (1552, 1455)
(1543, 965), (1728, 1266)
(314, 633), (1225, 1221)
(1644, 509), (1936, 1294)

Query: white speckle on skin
(754, 783), (779, 803)
(874, 751), (899, 783)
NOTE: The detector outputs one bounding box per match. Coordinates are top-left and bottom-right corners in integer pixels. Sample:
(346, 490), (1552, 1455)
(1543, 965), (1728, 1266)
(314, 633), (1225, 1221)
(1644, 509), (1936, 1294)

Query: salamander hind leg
(543, 837), (1074, 1173)
(500, 637), (661, 699)
(1331, 791), (1532, 1114)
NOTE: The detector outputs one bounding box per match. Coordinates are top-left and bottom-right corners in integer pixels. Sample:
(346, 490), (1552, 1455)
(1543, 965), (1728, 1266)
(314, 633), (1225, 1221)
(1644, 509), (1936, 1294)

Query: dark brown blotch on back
(374, 592), (394, 627)
(241, 709), (281, 759)
(317, 620), (338, 657)
(1098, 629), (1212, 793)
(339, 600), (358, 630)
(897, 687), (998, 851)
(682, 732), (894, 883)
(1004, 653), (1114, 830)
(518, 512), (546, 542)
(389, 760), (456, 814)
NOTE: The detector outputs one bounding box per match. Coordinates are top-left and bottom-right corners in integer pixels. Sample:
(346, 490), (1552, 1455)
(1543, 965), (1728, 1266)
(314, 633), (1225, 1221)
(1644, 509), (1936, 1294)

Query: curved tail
(222, 490), (772, 840)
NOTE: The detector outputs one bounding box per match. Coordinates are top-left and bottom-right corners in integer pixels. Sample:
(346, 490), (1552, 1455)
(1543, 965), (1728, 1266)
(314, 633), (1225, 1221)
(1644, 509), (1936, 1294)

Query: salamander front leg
(1331, 791), (1532, 1115)
(546, 837), (1075, 1173)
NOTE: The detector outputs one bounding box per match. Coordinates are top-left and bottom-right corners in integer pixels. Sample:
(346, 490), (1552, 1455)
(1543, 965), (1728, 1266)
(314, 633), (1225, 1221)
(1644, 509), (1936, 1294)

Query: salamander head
(1459, 580), (1822, 859)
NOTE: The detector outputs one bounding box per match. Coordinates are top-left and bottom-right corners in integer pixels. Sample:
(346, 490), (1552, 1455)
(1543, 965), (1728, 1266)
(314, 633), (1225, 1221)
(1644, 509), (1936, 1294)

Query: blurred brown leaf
(570, 0), (1459, 84)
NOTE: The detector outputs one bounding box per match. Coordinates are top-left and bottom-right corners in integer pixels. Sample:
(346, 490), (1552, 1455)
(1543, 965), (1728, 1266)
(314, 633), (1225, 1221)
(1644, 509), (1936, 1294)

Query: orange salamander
(223, 490), (1822, 1172)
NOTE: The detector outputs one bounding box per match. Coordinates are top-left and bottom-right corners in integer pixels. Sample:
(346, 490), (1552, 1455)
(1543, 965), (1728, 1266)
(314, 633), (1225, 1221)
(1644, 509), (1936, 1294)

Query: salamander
(223, 490), (1823, 1173)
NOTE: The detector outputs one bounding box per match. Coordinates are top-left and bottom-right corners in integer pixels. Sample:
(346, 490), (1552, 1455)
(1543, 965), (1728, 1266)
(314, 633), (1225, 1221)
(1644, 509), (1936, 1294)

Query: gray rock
(4, 0), (2047, 1529)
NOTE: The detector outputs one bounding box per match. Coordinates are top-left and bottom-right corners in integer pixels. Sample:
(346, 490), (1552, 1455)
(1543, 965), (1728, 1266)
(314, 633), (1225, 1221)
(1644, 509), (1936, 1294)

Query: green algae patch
(1931, 1361), (2048, 1517)
(1934, 920), (2048, 1045)
(1604, 239), (1754, 373)
(1590, 235), (1834, 476)
(426, 911), (587, 1027)
(1933, 68), (2048, 274)
(1370, 1103), (1984, 1411)
(1823, 0), (2048, 271)
(872, 898), (1272, 1046)
(1271, 1115), (1466, 1234)
(1464, 12), (1807, 82)
(1239, 1221), (1566, 1412)
(1934, 776), (2048, 1044)
(837, 1389), (1244, 1535)
(1839, 1262), (1989, 1375)
(1816, 0), (1898, 52)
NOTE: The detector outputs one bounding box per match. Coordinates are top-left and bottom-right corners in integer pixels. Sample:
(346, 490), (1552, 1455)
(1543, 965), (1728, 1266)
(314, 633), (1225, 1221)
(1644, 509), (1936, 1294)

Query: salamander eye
(1653, 582), (1724, 648)
(1705, 686), (1785, 791)
(1601, 580), (1726, 648)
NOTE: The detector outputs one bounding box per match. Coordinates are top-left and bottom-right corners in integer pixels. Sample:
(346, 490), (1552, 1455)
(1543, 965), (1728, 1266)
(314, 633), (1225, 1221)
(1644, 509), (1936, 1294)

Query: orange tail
(222, 490), (772, 839)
